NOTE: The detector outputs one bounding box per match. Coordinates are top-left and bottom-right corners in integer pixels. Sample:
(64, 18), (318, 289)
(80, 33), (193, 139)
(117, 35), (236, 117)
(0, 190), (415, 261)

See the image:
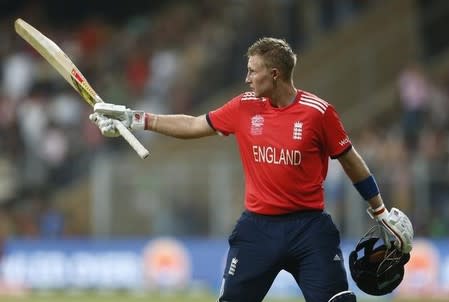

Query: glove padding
(367, 205), (413, 253)
(89, 112), (121, 137)
(93, 102), (145, 131)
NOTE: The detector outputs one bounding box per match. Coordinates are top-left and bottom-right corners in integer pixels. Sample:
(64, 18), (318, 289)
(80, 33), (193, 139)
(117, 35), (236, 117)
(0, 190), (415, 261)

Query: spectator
(397, 63), (430, 152)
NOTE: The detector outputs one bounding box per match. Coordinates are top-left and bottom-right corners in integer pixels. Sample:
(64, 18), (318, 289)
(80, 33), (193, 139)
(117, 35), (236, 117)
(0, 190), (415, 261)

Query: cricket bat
(14, 18), (150, 159)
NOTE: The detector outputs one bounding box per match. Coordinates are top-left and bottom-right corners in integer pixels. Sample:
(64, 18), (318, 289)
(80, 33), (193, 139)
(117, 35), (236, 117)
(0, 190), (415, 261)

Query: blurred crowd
(367, 63), (449, 237)
(0, 0), (448, 239)
(326, 62), (449, 238)
(0, 0), (253, 238)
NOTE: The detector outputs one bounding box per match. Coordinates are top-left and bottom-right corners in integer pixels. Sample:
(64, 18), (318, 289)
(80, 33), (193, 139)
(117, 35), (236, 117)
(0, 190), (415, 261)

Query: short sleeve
(323, 105), (352, 158)
(207, 96), (240, 136)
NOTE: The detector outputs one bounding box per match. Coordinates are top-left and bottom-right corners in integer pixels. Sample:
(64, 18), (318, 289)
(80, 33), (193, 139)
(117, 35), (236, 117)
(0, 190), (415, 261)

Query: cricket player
(90, 37), (413, 302)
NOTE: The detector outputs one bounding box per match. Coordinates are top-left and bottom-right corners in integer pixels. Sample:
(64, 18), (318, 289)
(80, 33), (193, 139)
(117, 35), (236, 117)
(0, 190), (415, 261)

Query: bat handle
(113, 120), (150, 159)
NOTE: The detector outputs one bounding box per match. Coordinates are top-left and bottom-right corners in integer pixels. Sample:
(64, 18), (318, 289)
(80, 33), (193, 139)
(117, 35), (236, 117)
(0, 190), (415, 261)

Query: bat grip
(113, 120), (150, 159)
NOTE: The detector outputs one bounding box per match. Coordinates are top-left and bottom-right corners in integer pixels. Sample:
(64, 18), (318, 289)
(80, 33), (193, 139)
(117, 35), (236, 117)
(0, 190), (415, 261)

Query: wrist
(367, 204), (389, 221)
(128, 110), (146, 131)
(144, 113), (158, 131)
(354, 175), (380, 201)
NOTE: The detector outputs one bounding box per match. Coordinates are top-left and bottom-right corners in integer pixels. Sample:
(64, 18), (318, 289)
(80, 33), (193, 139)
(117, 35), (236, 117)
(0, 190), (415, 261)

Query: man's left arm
(336, 147), (382, 209)
(337, 147), (414, 253)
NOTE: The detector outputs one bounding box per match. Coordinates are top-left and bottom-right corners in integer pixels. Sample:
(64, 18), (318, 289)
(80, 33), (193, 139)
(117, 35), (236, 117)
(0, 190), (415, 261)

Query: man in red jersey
(90, 38), (413, 302)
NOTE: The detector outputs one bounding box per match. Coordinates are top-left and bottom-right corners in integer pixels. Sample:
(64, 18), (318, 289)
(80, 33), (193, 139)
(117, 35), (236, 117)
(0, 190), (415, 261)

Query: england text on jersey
(252, 145), (301, 166)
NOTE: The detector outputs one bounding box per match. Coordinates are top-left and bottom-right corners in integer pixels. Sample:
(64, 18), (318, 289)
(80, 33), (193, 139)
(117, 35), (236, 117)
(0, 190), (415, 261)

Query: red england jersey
(207, 90), (352, 214)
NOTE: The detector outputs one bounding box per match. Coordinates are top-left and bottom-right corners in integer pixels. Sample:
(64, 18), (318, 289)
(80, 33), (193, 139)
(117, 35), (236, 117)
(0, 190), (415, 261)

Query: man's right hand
(89, 113), (121, 137)
(93, 102), (147, 131)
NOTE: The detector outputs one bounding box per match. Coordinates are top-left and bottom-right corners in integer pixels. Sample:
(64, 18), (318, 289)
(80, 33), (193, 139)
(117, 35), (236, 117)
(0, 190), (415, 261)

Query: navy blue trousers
(218, 210), (349, 302)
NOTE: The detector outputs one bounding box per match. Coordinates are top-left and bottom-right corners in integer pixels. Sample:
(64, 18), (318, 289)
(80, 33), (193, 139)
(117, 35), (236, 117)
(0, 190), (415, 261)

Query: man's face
(245, 55), (274, 98)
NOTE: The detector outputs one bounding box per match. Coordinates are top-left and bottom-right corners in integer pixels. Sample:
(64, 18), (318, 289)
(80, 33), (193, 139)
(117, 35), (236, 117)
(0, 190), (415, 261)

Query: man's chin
(251, 89), (266, 98)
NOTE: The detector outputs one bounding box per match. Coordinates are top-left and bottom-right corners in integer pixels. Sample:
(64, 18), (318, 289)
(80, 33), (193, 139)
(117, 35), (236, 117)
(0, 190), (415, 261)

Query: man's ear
(271, 68), (280, 81)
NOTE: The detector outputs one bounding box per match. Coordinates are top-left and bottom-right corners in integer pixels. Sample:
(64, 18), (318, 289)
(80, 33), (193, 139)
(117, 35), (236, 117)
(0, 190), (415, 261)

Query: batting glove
(367, 205), (414, 253)
(89, 113), (120, 137)
(93, 103), (146, 131)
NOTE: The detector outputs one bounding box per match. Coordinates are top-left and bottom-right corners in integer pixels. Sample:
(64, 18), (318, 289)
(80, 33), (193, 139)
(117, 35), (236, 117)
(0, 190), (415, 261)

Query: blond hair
(247, 37), (297, 81)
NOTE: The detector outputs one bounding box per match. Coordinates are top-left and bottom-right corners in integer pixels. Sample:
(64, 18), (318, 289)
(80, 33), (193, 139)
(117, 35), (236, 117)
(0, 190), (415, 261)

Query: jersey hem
(206, 113), (216, 131)
(330, 144), (352, 159)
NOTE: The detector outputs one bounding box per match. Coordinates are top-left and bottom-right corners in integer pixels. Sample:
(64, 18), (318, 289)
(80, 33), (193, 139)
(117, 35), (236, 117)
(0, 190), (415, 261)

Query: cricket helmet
(348, 225), (410, 296)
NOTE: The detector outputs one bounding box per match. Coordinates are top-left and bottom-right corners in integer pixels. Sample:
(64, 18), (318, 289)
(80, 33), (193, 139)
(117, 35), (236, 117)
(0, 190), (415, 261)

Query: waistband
(243, 209), (323, 221)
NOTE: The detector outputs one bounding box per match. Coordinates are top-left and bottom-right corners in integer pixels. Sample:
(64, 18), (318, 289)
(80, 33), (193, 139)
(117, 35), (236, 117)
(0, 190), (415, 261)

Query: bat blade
(15, 18), (99, 107)
(14, 18), (149, 159)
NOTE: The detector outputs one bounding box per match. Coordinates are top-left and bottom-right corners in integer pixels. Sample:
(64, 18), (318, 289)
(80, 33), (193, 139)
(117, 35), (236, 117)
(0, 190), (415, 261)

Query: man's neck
(270, 84), (297, 108)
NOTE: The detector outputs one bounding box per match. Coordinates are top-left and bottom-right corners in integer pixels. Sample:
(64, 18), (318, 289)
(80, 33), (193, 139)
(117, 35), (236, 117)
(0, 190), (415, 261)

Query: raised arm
(89, 103), (216, 139)
(146, 113), (216, 139)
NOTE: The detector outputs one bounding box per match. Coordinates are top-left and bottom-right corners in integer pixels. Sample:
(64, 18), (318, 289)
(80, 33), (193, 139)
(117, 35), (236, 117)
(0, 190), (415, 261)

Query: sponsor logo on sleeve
(339, 137), (350, 146)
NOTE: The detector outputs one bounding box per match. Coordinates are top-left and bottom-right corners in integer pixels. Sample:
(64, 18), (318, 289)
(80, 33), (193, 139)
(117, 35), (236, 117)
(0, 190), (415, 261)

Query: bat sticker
(71, 69), (96, 106)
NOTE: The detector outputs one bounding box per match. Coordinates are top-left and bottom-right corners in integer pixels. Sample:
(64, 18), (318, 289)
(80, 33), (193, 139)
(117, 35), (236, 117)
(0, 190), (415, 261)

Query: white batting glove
(93, 103), (145, 131)
(89, 112), (120, 137)
(367, 205), (414, 253)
